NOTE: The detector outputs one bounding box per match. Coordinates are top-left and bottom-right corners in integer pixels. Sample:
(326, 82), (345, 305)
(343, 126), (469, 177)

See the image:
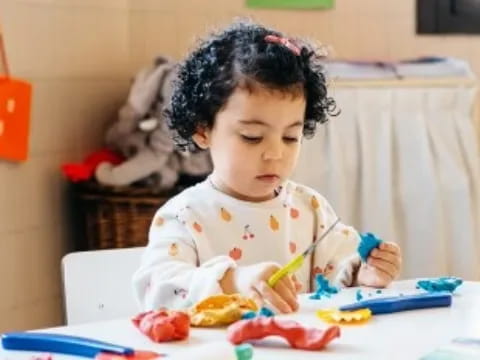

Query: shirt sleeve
(310, 193), (361, 288)
(132, 206), (236, 311)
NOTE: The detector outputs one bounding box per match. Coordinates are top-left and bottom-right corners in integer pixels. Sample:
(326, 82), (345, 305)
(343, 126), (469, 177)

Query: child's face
(197, 85), (306, 202)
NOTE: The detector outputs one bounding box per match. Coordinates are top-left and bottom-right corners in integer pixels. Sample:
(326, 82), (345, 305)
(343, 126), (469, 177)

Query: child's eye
(241, 135), (263, 144)
(283, 137), (299, 143)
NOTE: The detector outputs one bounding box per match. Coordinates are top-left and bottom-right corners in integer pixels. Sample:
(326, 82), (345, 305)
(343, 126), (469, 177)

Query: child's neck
(208, 175), (279, 202)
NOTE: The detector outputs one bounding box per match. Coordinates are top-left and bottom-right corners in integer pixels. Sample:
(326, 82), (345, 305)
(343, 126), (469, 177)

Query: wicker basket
(75, 183), (173, 249)
(73, 175), (207, 250)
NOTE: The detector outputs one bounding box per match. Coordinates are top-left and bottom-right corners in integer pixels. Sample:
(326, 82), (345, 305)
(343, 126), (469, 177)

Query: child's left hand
(356, 242), (402, 288)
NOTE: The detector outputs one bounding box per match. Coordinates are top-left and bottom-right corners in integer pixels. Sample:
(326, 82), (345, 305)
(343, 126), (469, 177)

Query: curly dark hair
(165, 19), (336, 151)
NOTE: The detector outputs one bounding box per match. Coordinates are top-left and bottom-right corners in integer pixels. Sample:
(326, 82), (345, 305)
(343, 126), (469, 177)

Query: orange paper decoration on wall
(0, 24), (32, 162)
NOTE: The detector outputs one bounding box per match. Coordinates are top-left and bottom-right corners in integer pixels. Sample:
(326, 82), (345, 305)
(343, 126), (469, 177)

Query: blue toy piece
(309, 274), (339, 300)
(340, 292), (452, 314)
(356, 289), (364, 301)
(241, 311), (257, 320)
(258, 307), (275, 317)
(357, 232), (383, 262)
(1, 333), (134, 358)
(416, 277), (463, 293)
(235, 343), (253, 360)
(241, 306), (275, 320)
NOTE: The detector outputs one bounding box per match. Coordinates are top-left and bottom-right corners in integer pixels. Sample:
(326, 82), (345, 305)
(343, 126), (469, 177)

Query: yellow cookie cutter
(316, 308), (372, 325)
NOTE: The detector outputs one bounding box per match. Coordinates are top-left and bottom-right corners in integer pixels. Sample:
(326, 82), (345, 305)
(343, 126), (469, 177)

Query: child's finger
(254, 281), (293, 314)
(292, 274), (303, 293)
(370, 249), (401, 267)
(373, 268), (393, 287)
(280, 274), (297, 295)
(368, 257), (397, 278)
(379, 242), (401, 255)
(274, 278), (298, 311)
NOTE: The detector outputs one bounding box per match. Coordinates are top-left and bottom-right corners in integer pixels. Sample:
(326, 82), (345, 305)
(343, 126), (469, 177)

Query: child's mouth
(256, 174), (280, 183)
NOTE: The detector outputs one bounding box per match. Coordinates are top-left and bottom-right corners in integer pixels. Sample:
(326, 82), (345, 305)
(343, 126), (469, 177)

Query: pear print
(169, 243), (179, 257)
(229, 247), (242, 261)
(220, 207), (232, 222)
(269, 215), (280, 231)
(289, 241), (297, 254)
(193, 222), (203, 233)
(154, 216), (164, 226)
(311, 196), (320, 210)
(290, 208), (300, 219)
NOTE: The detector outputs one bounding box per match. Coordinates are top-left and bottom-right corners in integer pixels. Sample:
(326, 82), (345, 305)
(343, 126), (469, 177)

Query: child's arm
(132, 210), (236, 311)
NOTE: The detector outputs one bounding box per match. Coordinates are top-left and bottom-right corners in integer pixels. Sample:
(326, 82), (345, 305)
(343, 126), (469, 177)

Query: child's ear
(192, 127), (211, 150)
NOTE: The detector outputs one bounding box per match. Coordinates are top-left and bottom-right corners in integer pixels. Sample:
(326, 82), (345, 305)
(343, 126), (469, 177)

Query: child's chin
(245, 188), (278, 201)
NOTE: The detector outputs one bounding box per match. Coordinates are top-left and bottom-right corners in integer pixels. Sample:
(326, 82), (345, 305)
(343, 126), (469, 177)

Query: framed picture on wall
(247, 0), (334, 9)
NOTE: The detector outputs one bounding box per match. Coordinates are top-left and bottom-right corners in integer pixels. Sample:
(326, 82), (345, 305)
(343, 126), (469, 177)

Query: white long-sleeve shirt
(132, 178), (361, 311)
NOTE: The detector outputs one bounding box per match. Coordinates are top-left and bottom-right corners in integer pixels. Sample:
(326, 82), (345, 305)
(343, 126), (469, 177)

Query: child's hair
(165, 19), (336, 151)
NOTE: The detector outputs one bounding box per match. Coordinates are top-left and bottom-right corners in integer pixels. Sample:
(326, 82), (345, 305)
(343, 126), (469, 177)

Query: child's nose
(262, 141), (283, 161)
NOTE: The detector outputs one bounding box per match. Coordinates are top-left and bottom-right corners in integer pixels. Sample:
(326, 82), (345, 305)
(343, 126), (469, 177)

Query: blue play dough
(309, 274), (339, 300)
(416, 277), (463, 293)
(259, 307), (275, 317)
(358, 232), (383, 262)
(241, 306), (275, 320)
(241, 311), (257, 320)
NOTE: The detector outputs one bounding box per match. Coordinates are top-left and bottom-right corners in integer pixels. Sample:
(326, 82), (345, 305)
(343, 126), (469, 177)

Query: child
(132, 20), (402, 314)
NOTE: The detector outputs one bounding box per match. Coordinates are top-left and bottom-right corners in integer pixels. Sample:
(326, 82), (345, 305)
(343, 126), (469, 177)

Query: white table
(2, 280), (480, 360)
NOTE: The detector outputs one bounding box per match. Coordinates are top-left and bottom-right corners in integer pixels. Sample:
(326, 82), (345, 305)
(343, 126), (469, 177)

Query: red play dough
(132, 310), (190, 342)
(227, 317), (340, 350)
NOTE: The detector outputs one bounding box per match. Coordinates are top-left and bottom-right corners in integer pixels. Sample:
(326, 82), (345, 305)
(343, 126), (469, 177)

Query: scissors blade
(301, 218), (341, 257)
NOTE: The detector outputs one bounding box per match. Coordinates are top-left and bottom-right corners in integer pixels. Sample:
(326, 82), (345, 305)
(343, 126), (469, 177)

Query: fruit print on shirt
(242, 225), (255, 240)
(229, 247), (242, 260)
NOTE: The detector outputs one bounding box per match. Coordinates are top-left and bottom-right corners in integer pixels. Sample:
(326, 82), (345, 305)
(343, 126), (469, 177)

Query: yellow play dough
(189, 294), (258, 327)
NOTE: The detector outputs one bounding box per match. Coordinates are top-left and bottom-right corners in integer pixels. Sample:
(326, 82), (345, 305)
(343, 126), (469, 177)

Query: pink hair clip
(264, 34), (301, 56)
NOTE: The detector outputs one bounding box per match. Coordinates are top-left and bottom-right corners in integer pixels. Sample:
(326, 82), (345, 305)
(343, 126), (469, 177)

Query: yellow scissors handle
(267, 254), (305, 287)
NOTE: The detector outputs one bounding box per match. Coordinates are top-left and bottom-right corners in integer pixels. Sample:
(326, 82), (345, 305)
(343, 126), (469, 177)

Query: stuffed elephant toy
(95, 57), (212, 191)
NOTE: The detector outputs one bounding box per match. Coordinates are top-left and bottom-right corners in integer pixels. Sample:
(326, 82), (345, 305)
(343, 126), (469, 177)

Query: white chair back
(61, 247), (144, 325)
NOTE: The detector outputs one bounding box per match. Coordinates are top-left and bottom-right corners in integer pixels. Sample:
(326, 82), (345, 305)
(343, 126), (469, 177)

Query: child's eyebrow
(239, 119), (304, 128)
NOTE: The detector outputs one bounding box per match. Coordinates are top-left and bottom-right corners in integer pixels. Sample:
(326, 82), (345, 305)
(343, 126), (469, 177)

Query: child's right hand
(221, 262), (301, 313)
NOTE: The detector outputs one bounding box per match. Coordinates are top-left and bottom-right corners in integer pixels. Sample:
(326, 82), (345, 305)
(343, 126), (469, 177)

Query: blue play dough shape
(417, 277), (463, 293)
(358, 232), (383, 262)
(259, 306), (275, 317)
(241, 311), (257, 320)
(309, 274), (339, 300)
(241, 306), (275, 320)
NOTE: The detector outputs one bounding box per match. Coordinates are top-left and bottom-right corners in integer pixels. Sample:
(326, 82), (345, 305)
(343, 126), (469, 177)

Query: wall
(0, 0), (130, 331)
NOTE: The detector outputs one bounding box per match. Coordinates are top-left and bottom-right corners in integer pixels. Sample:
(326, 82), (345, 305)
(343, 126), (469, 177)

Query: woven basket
(73, 175), (207, 250)
(75, 183), (173, 249)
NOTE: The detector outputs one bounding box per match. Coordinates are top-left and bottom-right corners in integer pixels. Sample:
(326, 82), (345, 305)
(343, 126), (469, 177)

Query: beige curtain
(294, 79), (480, 280)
